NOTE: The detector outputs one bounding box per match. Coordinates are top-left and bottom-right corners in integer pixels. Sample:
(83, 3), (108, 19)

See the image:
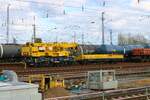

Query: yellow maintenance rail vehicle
(21, 41), (78, 66)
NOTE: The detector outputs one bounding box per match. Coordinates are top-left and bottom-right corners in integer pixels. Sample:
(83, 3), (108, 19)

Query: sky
(0, 0), (150, 44)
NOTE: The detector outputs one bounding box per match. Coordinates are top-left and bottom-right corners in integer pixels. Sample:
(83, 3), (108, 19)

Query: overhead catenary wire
(6, 0), (108, 13)
(1, 0), (149, 17)
(0, 0), (149, 44)
(0, 0), (149, 20)
(12, 0), (150, 16)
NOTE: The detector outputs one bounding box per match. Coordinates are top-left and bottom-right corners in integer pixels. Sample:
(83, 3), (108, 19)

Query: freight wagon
(75, 54), (124, 63)
(132, 48), (150, 61)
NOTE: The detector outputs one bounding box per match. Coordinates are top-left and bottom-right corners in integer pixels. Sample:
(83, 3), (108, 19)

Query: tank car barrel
(0, 44), (22, 58)
(0, 45), (3, 58)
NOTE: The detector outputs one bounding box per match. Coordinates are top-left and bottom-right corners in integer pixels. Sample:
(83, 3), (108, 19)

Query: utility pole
(73, 31), (76, 43)
(6, 4), (10, 44)
(110, 29), (112, 45)
(81, 33), (84, 53)
(13, 37), (17, 44)
(101, 12), (105, 45)
(82, 33), (84, 45)
(33, 16), (36, 43)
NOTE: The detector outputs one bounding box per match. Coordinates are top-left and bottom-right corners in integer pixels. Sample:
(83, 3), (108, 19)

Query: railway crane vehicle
(21, 42), (79, 66)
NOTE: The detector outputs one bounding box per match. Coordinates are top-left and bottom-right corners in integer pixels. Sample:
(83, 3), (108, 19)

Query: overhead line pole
(33, 16), (36, 43)
(6, 4), (10, 44)
(101, 12), (105, 45)
(110, 29), (112, 45)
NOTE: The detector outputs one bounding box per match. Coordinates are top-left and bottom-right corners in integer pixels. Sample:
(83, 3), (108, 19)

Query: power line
(15, 0), (63, 6)
(14, 0), (104, 12)
(1, 1), (149, 20)
(1, 0), (150, 16)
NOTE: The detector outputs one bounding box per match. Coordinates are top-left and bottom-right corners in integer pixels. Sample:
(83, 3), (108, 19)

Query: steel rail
(45, 86), (150, 100)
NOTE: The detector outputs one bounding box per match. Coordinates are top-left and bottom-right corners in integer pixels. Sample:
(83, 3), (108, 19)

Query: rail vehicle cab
(21, 42), (47, 66)
(21, 42), (46, 57)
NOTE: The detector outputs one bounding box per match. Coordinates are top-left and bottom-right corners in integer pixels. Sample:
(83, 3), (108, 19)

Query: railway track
(0, 62), (150, 68)
(3, 62), (149, 100)
(18, 66), (150, 85)
(0, 62), (150, 75)
(17, 65), (150, 76)
(45, 86), (150, 100)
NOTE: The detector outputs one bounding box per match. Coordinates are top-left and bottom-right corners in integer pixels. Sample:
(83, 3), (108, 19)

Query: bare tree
(118, 33), (149, 45)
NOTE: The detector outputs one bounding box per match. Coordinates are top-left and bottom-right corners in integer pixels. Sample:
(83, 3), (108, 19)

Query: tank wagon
(93, 45), (145, 61)
(0, 44), (22, 62)
(95, 45), (124, 54)
(95, 45), (144, 55)
(79, 44), (100, 54)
